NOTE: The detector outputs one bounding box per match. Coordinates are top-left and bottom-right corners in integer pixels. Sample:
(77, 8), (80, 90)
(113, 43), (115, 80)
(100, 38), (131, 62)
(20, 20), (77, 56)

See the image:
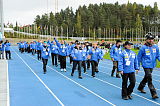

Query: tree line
(14, 1), (160, 39)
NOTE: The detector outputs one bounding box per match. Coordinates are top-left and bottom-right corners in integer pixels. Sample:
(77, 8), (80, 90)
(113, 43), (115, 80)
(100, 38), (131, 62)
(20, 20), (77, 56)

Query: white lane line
(65, 59), (160, 105)
(63, 60), (160, 105)
(7, 60), (10, 106)
(100, 60), (160, 76)
(27, 52), (160, 106)
(24, 52), (116, 106)
(95, 69), (160, 91)
(99, 63), (160, 83)
(12, 48), (65, 106)
(83, 73), (160, 106)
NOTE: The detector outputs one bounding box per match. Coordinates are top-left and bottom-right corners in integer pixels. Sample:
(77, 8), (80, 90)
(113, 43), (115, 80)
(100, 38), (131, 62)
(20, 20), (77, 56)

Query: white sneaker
(64, 69), (67, 72)
(61, 69), (63, 72)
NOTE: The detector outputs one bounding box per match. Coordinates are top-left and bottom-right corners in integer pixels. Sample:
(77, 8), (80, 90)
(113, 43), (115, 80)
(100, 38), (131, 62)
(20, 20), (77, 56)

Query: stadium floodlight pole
(0, 0), (4, 38)
(54, 0), (58, 14)
(55, 0), (56, 14)
(47, 0), (49, 14)
(57, 0), (58, 13)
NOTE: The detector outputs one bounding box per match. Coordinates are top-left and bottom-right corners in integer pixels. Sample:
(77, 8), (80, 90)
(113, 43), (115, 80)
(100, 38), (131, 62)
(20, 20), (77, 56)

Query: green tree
(75, 12), (82, 36)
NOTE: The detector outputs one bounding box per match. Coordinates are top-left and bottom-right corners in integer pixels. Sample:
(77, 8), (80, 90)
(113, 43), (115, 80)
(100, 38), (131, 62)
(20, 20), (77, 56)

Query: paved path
(0, 60), (9, 106)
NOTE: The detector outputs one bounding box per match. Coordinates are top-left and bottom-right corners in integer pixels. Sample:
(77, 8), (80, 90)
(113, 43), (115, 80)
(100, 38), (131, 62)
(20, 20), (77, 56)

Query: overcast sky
(3, 0), (160, 26)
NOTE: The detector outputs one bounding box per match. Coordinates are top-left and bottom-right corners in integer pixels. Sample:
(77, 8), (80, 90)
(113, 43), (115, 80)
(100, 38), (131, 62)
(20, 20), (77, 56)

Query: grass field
(104, 49), (160, 68)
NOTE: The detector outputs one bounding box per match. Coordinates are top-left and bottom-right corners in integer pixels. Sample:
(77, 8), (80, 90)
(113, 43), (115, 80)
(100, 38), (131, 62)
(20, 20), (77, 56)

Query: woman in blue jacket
(71, 42), (83, 79)
(30, 42), (36, 55)
(54, 38), (69, 72)
(37, 40), (43, 60)
(110, 40), (122, 78)
(137, 34), (160, 99)
(68, 42), (76, 65)
(24, 42), (29, 52)
(88, 42), (104, 77)
(4, 40), (11, 59)
(41, 41), (50, 74)
(81, 43), (89, 73)
(50, 41), (59, 67)
(119, 41), (139, 100)
(0, 40), (4, 59)
(20, 41), (25, 53)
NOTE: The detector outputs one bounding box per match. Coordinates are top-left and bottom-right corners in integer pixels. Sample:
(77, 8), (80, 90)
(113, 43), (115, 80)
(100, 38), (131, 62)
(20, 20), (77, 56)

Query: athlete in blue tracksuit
(137, 34), (160, 99)
(86, 42), (92, 69)
(41, 42), (50, 74)
(50, 41), (59, 67)
(81, 43), (89, 73)
(17, 42), (21, 52)
(110, 40), (122, 78)
(119, 41), (139, 100)
(37, 41), (43, 60)
(20, 41), (25, 53)
(30, 42), (36, 55)
(71, 42), (83, 79)
(54, 38), (69, 72)
(0, 40), (4, 59)
(88, 42), (104, 77)
(24, 42), (29, 52)
(4, 40), (11, 59)
(68, 42), (76, 65)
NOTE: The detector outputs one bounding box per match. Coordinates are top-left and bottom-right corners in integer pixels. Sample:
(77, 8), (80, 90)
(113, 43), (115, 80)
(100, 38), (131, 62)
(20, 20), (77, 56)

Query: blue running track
(8, 46), (160, 106)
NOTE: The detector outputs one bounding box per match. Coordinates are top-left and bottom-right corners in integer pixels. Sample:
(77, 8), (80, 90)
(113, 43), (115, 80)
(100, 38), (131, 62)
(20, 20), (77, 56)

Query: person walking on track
(137, 33), (160, 99)
(119, 41), (139, 100)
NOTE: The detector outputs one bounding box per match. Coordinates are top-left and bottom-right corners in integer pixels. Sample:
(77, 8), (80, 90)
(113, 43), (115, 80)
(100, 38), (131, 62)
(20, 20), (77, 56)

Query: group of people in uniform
(0, 40), (11, 59)
(17, 38), (105, 79)
(17, 33), (160, 100)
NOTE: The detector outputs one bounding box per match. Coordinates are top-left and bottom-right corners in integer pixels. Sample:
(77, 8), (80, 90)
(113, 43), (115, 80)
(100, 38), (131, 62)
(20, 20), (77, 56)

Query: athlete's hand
(87, 55), (91, 59)
(111, 58), (114, 61)
(120, 71), (123, 75)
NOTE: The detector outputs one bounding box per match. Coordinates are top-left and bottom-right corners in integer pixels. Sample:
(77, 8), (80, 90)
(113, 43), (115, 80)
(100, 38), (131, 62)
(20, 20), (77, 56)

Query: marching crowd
(0, 33), (160, 100)
(17, 38), (105, 79)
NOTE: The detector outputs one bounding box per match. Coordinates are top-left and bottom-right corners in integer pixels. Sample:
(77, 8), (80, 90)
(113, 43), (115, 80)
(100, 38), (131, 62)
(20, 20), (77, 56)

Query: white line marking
(27, 52), (160, 106)
(100, 60), (160, 76)
(99, 63), (160, 83)
(84, 74), (160, 105)
(24, 51), (116, 106)
(7, 60), (10, 106)
(12, 48), (65, 106)
(66, 59), (160, 105)
(94, 70), (160, 91)
(15, 47), (160, 105)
